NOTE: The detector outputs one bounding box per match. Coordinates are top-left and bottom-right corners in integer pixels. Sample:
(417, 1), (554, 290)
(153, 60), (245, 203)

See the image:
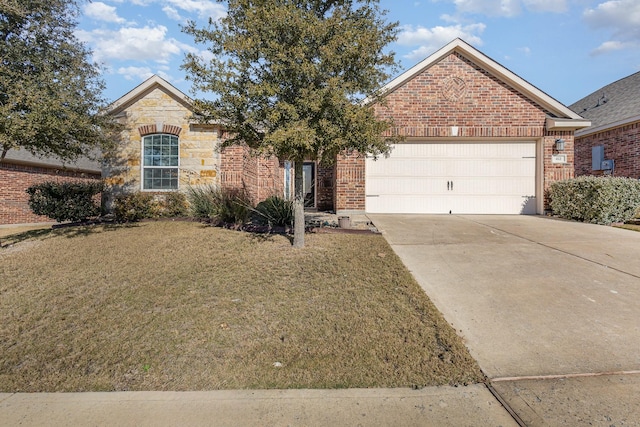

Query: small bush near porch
(0, 221), (483, 391)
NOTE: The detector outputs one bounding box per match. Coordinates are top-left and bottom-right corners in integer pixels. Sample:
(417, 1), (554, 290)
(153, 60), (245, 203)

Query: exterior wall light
(554, 138), (565, 151)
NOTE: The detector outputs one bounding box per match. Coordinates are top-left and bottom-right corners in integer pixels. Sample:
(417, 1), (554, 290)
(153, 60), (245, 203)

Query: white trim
(545, 117), (591, 131)
(575, 114), (640, 137)
(373, 38), (583, 121)
(140, 133), (180, 191)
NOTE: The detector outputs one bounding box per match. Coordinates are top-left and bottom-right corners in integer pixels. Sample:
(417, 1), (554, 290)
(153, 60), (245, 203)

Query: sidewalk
(0, 386), (518, 426)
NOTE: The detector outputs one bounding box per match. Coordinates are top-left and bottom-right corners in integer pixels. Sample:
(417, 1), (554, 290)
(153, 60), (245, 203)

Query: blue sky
(76, 0), (640, 106)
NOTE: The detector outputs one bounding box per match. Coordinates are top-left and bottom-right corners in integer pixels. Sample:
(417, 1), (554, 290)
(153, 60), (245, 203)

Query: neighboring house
(105, 38), (590, 216)
(0, 150), (101, 225)
(569, 71), (640, 179)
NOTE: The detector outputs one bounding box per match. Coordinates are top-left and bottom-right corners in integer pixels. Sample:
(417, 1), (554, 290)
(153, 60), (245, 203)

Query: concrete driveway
(370, 214), (640, 426)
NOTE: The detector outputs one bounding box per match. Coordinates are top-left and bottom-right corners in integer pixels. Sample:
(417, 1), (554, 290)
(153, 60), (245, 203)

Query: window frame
(141, 133), (180, 191)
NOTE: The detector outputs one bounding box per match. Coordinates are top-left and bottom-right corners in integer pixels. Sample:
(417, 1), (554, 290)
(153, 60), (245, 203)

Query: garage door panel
(366, 142), (537, 215)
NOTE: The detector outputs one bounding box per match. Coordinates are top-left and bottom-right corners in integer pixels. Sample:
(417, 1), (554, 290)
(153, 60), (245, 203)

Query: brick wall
(219, 144), (284, 205)
(335, 152), (365, 211)
(0, 162), (101, 225)
(575, 121), (640, 178)
(334, 52), (574, 212)
(220, 145), (334, 210)
(316, 164), (334, 211)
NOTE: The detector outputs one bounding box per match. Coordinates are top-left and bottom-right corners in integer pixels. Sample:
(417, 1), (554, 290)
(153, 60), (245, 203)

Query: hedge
(26, 181), (103, 222)
(549, 176), (640, 225)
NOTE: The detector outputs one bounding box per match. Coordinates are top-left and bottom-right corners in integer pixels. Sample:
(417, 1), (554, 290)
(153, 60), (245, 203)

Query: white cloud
(444, 0), (566, 17)
(117, 66), (174, 82)
(584, 0), (640, 54)
(117, 66), (154, 81)
(522, 0), (567, 13)
(584, 0), (640, 38)
(164, 0), (226, 20)
(84, 2), (126, 24)
(78, 25), (194, 64)
(518, 46), (531, 55)
(162, 5), (183, 21)
(99, 0), (225, 22)
(590, 40), (628, 56)
(397, 23), (486, 60)
(453, 0), (522, 17)
(439, 14), (460, 23)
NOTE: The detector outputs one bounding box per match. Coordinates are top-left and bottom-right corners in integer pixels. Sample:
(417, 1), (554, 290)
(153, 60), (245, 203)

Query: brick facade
(220, 144), (334, 211)
(0, 162), (100, 225)
(335, 152), (365, 212)
(219, 144), (283, 204)
(575, 121), (640, 179)
(334, 51), (576, 212)
(316, 163), (334, 211)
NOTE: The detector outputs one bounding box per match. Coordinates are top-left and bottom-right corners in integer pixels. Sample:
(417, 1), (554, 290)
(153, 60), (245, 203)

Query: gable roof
(569, 71), (640, 136)
(108, 75), (192, 116)
(377, 38), (590, 130)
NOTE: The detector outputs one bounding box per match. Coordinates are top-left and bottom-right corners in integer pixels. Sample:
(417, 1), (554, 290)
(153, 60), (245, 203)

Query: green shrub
(161, 192), (189, 217)
(113, 192), (159, 222)
(252, 196), (294, 227)
(26, 181), (103, 222)
(549, 176), (640, 224)
(113, 191), (191, 222)
(187, 185), (252, 224)
(186, 185), (218, 219)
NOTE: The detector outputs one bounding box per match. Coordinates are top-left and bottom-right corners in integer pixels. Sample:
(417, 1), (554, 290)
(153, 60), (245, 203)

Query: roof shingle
(570, 71), (640, 128)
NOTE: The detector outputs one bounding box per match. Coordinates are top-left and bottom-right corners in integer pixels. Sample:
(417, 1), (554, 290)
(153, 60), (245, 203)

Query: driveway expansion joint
(491, 370), (640, 383)
(485, 383), (527, 427)
(463, 216), (640, 280)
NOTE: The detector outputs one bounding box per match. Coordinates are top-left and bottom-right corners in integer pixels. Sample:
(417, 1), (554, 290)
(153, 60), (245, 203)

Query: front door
(284, 161), (316, 208)
(303, 162), (316, 208)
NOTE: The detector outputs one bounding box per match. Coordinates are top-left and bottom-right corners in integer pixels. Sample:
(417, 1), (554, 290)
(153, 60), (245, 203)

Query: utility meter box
(592, 146), (604, 170)
(601, 159), (615, 170)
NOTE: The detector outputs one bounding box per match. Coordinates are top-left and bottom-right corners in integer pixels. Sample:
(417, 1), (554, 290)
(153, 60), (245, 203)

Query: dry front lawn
(0, 221), (483, 391)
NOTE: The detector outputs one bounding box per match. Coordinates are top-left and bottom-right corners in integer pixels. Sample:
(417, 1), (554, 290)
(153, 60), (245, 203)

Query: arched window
(142, 134), (179, 190)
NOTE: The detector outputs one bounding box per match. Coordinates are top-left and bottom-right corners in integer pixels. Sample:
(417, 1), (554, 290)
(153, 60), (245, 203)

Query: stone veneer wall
(104, 86), (220, 207)
(575, 121), (640, 179)
(334, 52), (576, 212)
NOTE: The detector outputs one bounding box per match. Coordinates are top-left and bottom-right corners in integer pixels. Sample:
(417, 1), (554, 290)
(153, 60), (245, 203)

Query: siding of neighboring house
(570, 72), (640, 179)
(574, 121), (640, 178)
(0, 160), (100, 225)
(333, 51), (576, 213)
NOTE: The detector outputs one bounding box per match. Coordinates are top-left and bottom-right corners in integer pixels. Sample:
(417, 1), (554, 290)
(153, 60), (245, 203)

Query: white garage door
(366, 142), (537, 214)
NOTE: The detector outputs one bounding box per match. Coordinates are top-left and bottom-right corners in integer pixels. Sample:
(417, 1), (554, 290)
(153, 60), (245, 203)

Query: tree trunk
(293, 159), (305, 248)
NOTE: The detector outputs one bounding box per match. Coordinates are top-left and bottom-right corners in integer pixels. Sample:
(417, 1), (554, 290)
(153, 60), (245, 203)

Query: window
(142, 134), (179, 190)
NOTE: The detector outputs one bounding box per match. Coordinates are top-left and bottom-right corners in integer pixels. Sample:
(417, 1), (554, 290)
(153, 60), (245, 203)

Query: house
(104, 74), (335, 211)
(0, 150), (101, 225)
(105, 38), (590, 216)
(360, 38), (591, 215)
(569, 71), (640, 179)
